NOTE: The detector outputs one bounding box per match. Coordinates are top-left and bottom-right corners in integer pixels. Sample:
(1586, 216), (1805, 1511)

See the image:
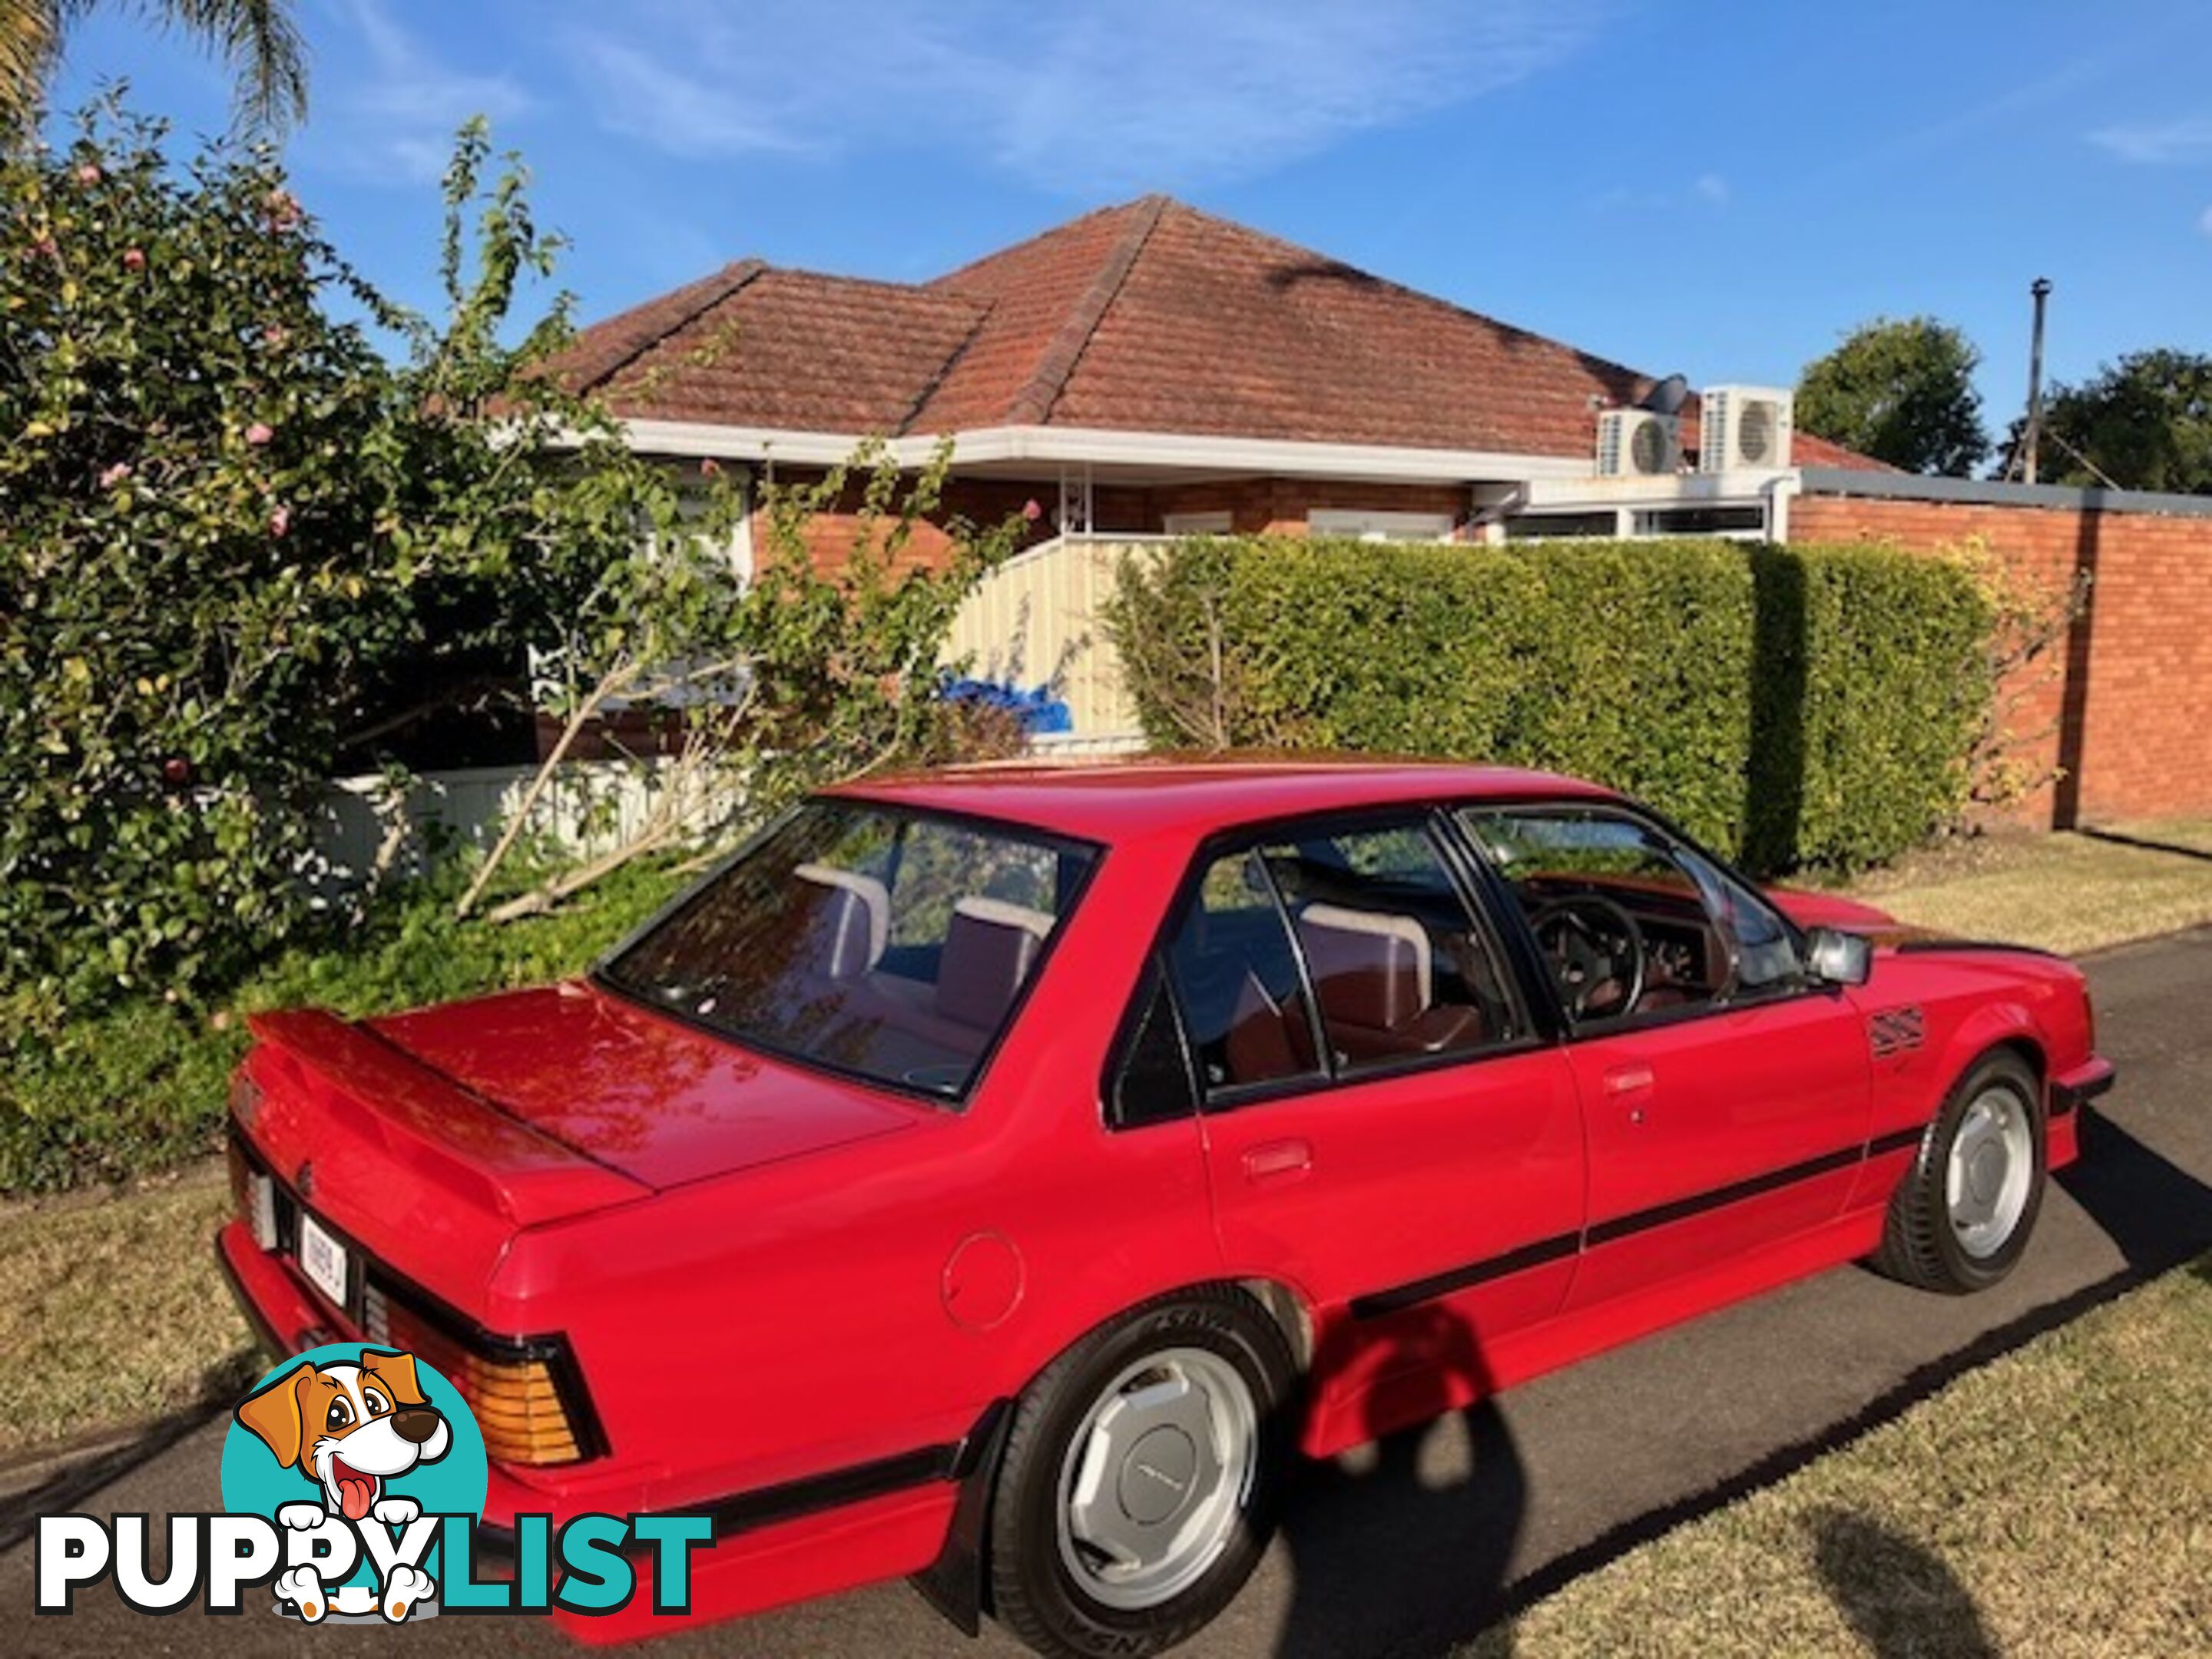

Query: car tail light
(362, 1280), (598, 1468)
(229, 1068), (263, 1129)
(226, 1124), (280, 1250)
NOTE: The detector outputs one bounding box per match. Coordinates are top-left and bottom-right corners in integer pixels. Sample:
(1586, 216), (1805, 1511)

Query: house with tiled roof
(551, 199), (2212, 823)
(557, 195), (1882, 568)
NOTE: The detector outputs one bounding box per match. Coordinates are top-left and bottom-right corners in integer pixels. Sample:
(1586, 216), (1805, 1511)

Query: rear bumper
(2052, 1055), (2118, 1117)
(216, 1220), (982, 1641)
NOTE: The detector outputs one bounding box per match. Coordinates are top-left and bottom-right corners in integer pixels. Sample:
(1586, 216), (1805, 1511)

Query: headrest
(1296, 903), (1431, 1031)
(794, 863), (889, 979)
(935, 897), (1051, 1031)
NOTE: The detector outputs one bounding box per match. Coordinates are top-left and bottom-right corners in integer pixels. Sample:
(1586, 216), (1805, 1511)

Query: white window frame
(1307, 508), (1456, 544)
(1162, 510), (1234, 537)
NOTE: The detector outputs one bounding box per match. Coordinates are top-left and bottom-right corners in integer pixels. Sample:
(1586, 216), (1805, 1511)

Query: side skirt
(1304, 1205), (1889, 1460)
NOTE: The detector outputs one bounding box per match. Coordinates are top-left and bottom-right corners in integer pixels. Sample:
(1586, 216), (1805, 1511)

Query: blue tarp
(939, 676), (1074, 734)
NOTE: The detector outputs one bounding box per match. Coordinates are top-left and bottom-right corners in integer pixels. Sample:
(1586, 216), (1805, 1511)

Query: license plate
(248, 1173), (278, 1251)
(296, 1212), (349, 1310)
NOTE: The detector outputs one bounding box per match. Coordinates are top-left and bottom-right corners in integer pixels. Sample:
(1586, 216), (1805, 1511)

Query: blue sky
(49, 0), (2212, 424)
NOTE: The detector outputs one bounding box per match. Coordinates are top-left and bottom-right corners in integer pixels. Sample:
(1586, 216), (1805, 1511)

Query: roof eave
(608, 418), (1597, 485)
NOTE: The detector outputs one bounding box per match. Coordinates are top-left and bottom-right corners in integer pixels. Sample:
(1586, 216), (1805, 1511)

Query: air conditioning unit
(1596, 409), (1682, 477)
(1699, 385), (1793, 472)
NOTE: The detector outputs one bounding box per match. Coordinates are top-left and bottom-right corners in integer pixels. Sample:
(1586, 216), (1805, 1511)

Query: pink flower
(269, 505), (291, 538)
(75, 163), (101, 186)
(263, 188), (302, 233)
(121, 247), (144, 271)
(32, 237), (58, 260)
(1022, 498), (1044, 523)
(244, 422), (273, 446)
(98, 462), (132, 488)
(700, 457), (722, 476)
(262, 324), (288, 349)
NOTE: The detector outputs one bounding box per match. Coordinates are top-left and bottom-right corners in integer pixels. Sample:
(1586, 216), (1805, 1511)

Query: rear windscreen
(602, 803), (1098, 1100)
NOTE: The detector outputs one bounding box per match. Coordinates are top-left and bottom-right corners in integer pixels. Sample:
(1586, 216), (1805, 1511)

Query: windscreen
(601, 802), (1097, 1099)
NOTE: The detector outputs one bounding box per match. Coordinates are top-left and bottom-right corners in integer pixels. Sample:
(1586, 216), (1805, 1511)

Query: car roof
(828, 754), (1619, 846)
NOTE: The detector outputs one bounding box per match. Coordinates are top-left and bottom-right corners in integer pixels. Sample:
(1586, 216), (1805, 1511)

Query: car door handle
(1243, 1139), (1313, 1184)
(1603, 1065), (1655, 1098)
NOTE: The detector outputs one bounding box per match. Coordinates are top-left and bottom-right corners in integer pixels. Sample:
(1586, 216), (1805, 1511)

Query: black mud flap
(909, 1399), (1013, 1637)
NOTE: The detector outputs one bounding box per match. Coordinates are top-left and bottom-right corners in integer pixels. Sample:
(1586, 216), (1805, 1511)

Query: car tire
(988, 1286), (1296, 1659)
(1875, 1050), (2046, 1294)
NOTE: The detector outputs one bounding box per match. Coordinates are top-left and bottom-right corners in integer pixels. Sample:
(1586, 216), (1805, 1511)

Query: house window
(1634, 505), (1767, 539)
(677, 475), (754, 581)
(1162, 511), (1234, 538)
(1505, 511), (1621, 540)
(1308, 508), (1456, 544)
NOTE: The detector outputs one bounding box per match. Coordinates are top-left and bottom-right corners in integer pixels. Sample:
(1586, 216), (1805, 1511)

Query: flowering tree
(460, 441), (1031, 923)
(0, 104), (733, 1021)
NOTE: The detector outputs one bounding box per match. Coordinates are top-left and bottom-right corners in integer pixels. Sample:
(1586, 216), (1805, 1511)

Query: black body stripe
(1354, 1124), (1934, 1321)
(1349, 1233), (1581, 1320)
(467, 1402), (1012, 1561)
(1892, 937), (2064, 961)
(1584, 1143), (1864, 1247)
(702, 1445), (961, 1540)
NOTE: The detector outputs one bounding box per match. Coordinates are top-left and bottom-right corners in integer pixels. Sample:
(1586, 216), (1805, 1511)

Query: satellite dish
(1641, 374), (1691, 416)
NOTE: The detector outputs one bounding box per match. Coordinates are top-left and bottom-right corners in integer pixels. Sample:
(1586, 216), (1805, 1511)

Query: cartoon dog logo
(233, 1348), (450, 1622)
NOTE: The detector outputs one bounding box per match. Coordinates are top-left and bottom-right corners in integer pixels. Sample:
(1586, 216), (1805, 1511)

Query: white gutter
(1509, 469), (1796, 508)
(609, 418), (1597, 485)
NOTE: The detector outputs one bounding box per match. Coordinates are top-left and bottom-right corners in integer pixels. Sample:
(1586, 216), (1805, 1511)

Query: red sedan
(217, 759), (2113, 1656)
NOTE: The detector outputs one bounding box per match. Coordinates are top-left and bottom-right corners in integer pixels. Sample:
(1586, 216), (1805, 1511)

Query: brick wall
(1145, 478), (1469, 536)
(770, 475), (1065, 575)
(760, 470), (1472, 570)
(1791, 492), (2212, 827)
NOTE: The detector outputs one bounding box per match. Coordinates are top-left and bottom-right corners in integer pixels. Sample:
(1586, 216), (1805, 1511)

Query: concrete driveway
(7, 928), (2210, 1657)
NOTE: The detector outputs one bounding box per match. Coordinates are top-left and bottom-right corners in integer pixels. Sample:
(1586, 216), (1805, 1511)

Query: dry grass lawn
(1465, 1256), (2212, 1657)
(1845, 818), (2212, 957)
(0, 1171), (249, 1462)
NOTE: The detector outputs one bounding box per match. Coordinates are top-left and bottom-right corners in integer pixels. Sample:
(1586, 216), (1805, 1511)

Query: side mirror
(1805, 926), (1873, 987)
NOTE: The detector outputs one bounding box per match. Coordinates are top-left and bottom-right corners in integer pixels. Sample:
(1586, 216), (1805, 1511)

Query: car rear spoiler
(245, 1008), (650, 1229)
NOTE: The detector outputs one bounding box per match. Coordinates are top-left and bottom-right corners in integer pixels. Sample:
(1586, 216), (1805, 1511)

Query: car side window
(1458, 806), (1801, 1028)
(1164, 848), (1326, 1097)
(1161, 820), (1520, 1101)
(1255, 821), (1518, 1074)
(1108, 959), (1200, 1128)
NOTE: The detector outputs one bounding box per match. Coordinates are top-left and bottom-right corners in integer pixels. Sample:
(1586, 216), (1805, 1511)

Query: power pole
(2022, 276), (2052, 485)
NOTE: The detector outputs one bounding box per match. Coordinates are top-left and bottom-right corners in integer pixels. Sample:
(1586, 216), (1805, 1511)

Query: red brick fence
(1793, 471), (2212, 829)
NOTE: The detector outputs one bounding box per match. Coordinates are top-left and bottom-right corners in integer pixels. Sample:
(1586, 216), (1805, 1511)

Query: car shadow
(0, 1404), (224, 1554)
(1273, 1307), (1524, 1658)
(1806, 1508), (1998, 1659)
(2057, 1104), (2212, 1275)
(1264, 1105), (2210, 1656)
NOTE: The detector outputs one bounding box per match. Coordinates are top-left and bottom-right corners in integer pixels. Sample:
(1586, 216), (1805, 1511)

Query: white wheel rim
(1945, 1085), (2035, 1260)
(1055, 1347), (1259, 1611)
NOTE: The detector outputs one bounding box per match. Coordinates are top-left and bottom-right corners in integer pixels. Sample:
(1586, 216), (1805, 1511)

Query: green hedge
(1104, 536), (1991, 873)
(0, 859), (685, 1196)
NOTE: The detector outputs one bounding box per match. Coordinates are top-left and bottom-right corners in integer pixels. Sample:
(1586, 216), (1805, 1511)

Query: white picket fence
(309, 760), (693, 888)
(309, 738), (1142, 889)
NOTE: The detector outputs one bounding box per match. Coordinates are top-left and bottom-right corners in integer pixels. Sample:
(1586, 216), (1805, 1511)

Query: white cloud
(558, 0), (1611, 191)
(1595, 173), (1729, 214)
(2091, 114), (2212, 165)
(314, 0), (532, 184)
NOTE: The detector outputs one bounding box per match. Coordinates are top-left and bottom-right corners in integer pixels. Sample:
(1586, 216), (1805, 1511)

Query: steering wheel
(1528, 895), (1647, 1022)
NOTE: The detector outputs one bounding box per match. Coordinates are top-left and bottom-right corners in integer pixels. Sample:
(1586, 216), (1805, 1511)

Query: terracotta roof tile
(555, 260), (766, 394)
(581, 269), (987, 435)
(555, 197), (1891, 472)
